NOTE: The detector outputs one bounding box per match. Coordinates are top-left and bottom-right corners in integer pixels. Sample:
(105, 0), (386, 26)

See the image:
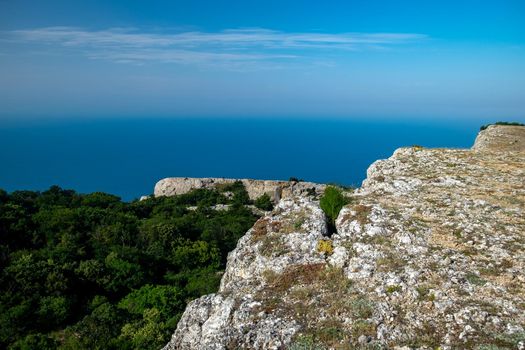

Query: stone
(163, 125), (525, 349)
(153, 177), (325, 203)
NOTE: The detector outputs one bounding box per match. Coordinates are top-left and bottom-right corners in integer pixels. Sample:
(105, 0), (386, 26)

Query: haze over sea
(0, 117), (482, 201)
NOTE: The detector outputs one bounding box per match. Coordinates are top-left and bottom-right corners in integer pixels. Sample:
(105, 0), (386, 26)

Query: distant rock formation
(154, 177), (326, 203)
(473, 124), (525, 152)
(163, 125), (525, 350)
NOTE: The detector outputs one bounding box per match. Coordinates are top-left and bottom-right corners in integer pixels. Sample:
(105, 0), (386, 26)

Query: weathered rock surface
(154, 177), (325, 203)
(163, 125), (525, 350)
(473, 124), (525, 152)
(164, 196), (328, 350)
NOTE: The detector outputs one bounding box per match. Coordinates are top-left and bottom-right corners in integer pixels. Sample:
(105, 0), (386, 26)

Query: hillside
(162, 125), (525, 350)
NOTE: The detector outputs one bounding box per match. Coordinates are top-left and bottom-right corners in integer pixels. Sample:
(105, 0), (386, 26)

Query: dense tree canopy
(0, 183), (258, 349)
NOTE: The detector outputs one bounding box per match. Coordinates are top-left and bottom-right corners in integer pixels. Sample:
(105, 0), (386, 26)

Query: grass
(339, 204), (372, 228)
(385, 285), (402, 294)
(259, 234), (288, 256)
(263, 263), (326, 293)
(466, 272), (487, 286)
(375, 253), (407, 272)
(289, 335), (326, 350)
(354, 205), (372, 227)
(351, 320), (376, 338)
(416, 285), (435, 302)
(257, 264), (368, 349)
(251, 217), (269, 241)
(349, 297), (374, 319)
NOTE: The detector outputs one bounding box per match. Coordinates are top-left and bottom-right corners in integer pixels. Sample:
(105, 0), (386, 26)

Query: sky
(0, 0), (524, 121)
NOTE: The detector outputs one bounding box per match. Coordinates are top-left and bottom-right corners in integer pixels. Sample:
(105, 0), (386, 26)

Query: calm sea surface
(0, 118), (481, 200)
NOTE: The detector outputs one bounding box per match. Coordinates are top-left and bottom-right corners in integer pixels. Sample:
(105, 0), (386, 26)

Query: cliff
(154, 178), (326, 203)
(162, 125), (525, 350)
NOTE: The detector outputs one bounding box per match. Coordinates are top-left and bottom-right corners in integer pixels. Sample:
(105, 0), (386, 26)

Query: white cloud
(6, 27), (427, 67)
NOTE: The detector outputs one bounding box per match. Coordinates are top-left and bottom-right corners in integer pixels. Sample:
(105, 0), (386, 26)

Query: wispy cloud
(5, 27), (427, 68)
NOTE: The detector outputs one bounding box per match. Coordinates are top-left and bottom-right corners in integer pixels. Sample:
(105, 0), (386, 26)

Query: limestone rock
(154, 177), (325, 203)
(163, 195), (328, 350)
(164, 125), (525, 349)
(473, 124), (525, 152)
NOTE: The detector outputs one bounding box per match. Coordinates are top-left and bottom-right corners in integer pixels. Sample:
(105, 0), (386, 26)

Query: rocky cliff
(162, 125), (525, 350)
(154, 178), (326, 203)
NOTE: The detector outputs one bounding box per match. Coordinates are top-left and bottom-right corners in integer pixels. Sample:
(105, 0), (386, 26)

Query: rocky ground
(163, 125), (525, 350)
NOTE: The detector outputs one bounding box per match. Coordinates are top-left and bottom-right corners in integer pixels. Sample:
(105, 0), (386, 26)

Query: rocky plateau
(161, 125), (525, 350)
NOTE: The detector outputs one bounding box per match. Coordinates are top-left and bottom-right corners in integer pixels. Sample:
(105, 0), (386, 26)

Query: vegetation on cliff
(479, 121), (525, 131)
(319, 186), (349, 233)
(0, 185), (258, 350)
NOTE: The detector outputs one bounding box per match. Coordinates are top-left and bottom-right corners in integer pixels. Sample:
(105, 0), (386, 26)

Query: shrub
(319, 186), (349, 233)
(480, 121), (525, 131)
(316, 239), (334, 255)
(216, 181), (251, 205)
(254, 193), (274, 211)
(289, 177), (304, 182)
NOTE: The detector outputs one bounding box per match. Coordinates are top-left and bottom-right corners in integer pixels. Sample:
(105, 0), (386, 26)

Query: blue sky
(1, 0), (524, 121)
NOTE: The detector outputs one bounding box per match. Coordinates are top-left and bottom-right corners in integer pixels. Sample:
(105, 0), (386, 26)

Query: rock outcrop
(163, 125), (525, 350)
(154, 178), (325, 203)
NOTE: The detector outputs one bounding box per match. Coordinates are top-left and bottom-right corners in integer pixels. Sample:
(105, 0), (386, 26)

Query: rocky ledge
(154, 178), (325, 203)
(163, 125), (525, 350)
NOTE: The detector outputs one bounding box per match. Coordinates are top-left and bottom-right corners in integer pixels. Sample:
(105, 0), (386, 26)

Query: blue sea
(0, 118), (482, 201)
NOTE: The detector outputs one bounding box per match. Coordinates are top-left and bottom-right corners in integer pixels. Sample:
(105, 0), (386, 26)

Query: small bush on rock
(317, 239), (334, 256)
(479, 121), (525, 131)
(320, 186), (349, 234)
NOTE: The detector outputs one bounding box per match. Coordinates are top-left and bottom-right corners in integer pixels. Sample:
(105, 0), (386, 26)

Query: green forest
(0, 182), (265, 349)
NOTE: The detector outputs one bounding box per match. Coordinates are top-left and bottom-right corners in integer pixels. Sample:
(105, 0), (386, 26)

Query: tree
(0, 186), (259, 349)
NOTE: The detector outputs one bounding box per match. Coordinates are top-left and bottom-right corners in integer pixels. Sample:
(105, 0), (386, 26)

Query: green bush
(289, 177), (304, 182)
(480, 121), (525, 131)
(0, 185), (259, 350)
(254, 193), (274, 211)
(319, 186), (349, 233)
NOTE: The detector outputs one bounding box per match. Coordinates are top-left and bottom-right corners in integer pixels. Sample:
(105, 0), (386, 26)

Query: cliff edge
(154, 178), (326, 203)
(163, 125), (525, 350)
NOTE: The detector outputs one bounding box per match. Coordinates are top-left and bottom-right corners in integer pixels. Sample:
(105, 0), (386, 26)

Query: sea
(0, 117), (483, 201)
